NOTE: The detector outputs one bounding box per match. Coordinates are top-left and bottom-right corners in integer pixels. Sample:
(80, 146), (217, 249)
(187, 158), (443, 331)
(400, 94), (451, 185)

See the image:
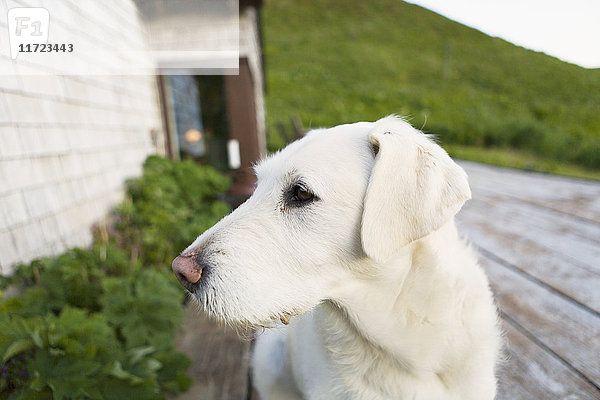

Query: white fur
(183, 116), (500, 400)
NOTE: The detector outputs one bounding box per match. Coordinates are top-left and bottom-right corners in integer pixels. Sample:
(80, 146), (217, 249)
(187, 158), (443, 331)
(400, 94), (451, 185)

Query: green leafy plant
(0, 247), (191, 399)
(1, 156), (232, 399)
(102, 155), (231, 267)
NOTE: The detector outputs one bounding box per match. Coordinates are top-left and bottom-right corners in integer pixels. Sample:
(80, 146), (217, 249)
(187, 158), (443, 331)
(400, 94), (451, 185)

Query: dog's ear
(361, 119), (471, 264)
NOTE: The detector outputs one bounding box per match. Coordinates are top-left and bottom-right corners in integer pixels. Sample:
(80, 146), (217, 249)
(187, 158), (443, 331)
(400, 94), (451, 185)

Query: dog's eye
(293, 185), (314, 203)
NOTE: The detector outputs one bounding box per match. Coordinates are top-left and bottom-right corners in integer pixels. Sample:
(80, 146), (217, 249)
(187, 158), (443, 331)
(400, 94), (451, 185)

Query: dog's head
(172, 116), (471, 327)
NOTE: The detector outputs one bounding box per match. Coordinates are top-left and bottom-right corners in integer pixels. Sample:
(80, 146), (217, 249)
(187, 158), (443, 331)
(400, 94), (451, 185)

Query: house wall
(0, 0), (164, 274)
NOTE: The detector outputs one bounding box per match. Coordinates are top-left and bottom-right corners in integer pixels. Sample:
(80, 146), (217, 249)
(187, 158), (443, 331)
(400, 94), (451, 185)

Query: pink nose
(172, 254), (203, 292)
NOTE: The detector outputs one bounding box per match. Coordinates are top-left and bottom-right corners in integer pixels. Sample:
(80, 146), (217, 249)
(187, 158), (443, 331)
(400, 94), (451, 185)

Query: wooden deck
(173, 161), (600, 400)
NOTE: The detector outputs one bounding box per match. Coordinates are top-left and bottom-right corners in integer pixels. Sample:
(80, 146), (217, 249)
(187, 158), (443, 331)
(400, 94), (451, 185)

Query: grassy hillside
(262, 0), (600, 173)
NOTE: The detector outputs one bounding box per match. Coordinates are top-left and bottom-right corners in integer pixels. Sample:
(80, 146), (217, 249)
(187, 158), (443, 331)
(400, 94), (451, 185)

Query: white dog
(172, 116), (501, 400)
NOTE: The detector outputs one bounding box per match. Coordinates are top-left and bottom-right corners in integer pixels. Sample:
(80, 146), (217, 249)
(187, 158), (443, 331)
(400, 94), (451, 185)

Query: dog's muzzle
(172, 253), (203, 292)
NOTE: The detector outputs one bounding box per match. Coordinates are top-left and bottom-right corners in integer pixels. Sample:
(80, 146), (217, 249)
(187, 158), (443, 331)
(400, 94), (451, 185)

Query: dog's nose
(172, 254), (203, 292)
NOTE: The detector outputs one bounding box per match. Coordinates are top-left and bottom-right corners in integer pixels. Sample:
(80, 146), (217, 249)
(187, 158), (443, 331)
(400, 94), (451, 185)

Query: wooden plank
(497, 318), (600, 400)
(461, 197), (600, 271)
(457, 200), (600, 313)
(460, 161), (600, 223)
(479, 253), (600, 387)
(173, 303), (252, 400)
(544, 195), (600, 225)
(472, 192), (600, 246)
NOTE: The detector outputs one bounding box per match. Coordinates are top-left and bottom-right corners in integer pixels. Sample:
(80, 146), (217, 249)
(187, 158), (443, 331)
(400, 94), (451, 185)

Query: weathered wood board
(457, 199), (600, 313)
(172, 304), (251, 400)
(459, 162), (600, 398)
(479, 253), (600, 388)
(497, 320), (600, 400)
(462, 161), (600, 222)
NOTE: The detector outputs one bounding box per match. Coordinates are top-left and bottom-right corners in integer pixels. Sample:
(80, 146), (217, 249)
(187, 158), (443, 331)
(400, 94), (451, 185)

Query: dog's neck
(317, 220), (466, 394)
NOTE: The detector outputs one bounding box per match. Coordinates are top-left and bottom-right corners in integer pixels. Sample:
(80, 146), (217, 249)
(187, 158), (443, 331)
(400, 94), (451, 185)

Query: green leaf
(31, 326), (43, 347)
(145, 358), (162, 373)
(127, 346), (155, 365)
(108, 361), (144, 384)
(2, 338), (34, 362)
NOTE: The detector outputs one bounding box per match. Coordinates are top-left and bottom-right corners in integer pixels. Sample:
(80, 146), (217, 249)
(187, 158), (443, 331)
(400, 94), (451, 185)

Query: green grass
(262, 0), (600, 172)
